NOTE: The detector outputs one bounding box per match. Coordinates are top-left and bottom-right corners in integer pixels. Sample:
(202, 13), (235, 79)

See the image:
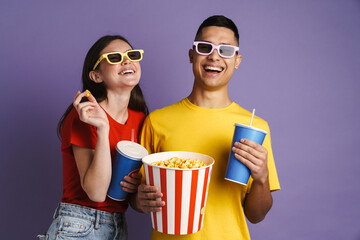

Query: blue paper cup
(107, 141), (148, 201)
(225, 123), (267, 185)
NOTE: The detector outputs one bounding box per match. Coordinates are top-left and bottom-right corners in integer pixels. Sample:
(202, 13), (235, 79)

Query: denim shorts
(38, 203), (128, 240)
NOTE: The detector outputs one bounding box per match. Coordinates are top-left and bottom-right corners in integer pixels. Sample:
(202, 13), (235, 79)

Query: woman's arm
(72, 91), (111, 202)
(72, 127), (111, 202)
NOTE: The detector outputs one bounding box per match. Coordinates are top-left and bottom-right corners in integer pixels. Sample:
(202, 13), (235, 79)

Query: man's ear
(89, 71), (103, 83)
(234, 55), (242, 69)
(189, 49), (194, 63)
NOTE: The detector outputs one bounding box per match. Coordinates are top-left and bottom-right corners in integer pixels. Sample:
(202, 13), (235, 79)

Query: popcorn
(85, 89), (91, 98)
(152, 157), (207, 169)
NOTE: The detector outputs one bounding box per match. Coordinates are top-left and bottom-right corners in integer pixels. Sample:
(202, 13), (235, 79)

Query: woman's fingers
(73, 91), (83, 108)
(87, 91), (97, 103)
(73, 90), (97, 108)
(121, 177), (141, 193)
(123, 175), (141, 184)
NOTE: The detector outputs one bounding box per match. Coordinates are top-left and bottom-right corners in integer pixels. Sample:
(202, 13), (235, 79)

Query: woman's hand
(73, 90), (109, 130)
(121, 172), (142, 193)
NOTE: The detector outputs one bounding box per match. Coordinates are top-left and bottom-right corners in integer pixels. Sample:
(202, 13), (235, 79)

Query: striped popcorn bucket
(142, 151), (214, 235)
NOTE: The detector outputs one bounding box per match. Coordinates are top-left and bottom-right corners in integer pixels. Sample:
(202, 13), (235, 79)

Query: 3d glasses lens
(107, 53), (122, 63)
(197, 43), (213, 54)
(127, 51), (142, 60)
(219, 46), (236, 57)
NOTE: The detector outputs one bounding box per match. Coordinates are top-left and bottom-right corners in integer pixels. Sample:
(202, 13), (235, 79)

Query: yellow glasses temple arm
(92, 55), (105, 71)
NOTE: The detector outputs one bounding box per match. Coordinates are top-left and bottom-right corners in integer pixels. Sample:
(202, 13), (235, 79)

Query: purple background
(1, 1), (359, 239)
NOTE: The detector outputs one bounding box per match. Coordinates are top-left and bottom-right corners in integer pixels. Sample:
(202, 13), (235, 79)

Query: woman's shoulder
(128, 109), (146, 123)
(61, 107), (76, 128)
(61, 106), (95, 135)
(61, 106), (97, 149)
(128, 108), (145, 116)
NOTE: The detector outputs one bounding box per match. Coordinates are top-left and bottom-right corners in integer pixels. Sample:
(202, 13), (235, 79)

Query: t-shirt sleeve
(61, 109), (97, 151)
(139, 115), (154, 183)
(247, 122), (280, 193)
(139, 115), (154, 154)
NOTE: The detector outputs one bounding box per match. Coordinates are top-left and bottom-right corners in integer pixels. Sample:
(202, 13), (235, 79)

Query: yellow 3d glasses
(93, 49), (144, 70)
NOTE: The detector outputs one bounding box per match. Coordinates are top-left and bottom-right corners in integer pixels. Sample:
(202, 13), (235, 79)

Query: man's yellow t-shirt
(140, 98), (280, 240)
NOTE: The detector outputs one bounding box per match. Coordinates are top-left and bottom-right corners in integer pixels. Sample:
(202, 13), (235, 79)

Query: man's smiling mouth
(204, 65), (223, 73)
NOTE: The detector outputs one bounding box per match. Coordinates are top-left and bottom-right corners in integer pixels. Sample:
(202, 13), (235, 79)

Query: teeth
(204, 66), (222, 72)
(121, 70), (134, 74)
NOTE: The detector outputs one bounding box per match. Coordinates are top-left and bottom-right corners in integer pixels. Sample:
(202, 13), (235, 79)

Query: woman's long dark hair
(57, 35), (149, 138)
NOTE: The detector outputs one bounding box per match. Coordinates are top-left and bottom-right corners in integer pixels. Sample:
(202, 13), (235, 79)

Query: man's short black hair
(195, 15), (239, 45)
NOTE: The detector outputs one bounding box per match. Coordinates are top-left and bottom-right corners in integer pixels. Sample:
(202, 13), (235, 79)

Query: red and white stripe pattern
(144, 164), (212, 235)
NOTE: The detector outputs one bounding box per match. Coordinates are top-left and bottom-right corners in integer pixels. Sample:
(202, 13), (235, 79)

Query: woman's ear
(89, 71), (103, 83)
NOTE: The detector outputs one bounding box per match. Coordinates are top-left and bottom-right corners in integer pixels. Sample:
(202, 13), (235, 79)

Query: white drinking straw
(131, 128), (135, 142)
(250, 108), (255, 127)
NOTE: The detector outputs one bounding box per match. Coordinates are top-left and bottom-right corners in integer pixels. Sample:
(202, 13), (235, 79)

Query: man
(132, 15), (280, 239)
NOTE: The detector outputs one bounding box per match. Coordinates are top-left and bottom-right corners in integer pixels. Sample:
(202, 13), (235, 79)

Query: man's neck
(187, 87), (232, 109)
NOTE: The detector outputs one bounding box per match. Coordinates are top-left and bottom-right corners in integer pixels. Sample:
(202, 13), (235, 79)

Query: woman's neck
(99, 88), (132, 124)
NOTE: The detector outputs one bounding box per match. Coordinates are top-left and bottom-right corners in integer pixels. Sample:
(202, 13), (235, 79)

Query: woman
(39, 35), (148, 240)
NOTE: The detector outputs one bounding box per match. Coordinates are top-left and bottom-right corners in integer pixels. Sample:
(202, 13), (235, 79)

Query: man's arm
(243, 177), (273, 223)
(232, 139), (273, 223)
